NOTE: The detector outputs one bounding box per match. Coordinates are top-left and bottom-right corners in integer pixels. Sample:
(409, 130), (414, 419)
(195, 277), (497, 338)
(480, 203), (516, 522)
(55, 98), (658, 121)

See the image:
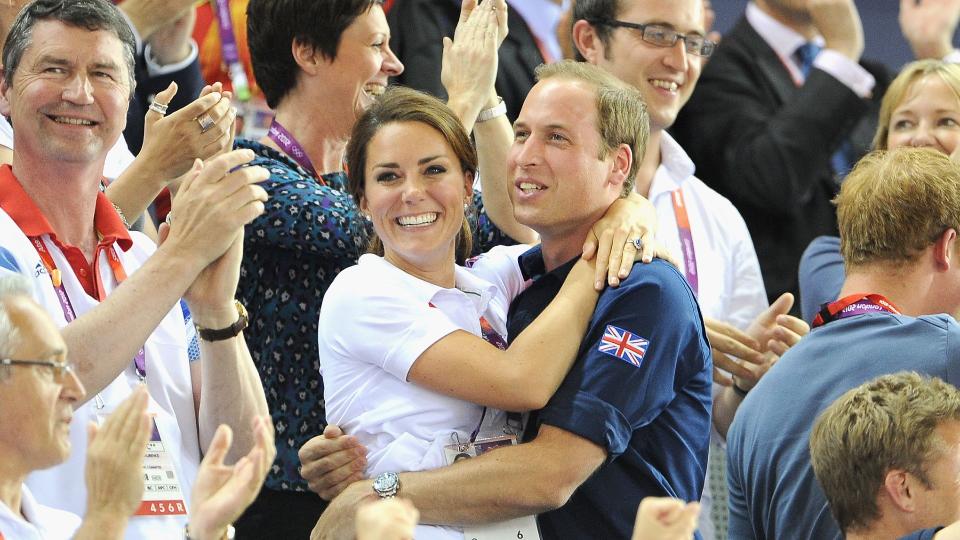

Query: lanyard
(812, 293), (901, 328)
(671, 189), (698, 296)
(266, 119), (325, 185)
(30, 236), (147, 379)
(210, 0), (251, 101)
(429, 301), (507, 442)
(471, 314), (507, 441)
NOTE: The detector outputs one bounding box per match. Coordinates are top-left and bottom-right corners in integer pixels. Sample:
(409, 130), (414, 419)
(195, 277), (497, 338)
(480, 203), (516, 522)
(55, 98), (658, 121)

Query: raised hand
(140, 82), (237, 182)
(81, 387), (151, 536)
(809, 0), (864, 61)
(187, 416), (275, 540)
(900, 0), (960, 59)
(441, 0), (508, 131)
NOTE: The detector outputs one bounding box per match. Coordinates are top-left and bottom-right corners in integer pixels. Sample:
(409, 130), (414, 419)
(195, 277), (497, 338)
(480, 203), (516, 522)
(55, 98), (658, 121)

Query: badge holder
(443, 434), (541, 540)
(96, 408), (187, 517)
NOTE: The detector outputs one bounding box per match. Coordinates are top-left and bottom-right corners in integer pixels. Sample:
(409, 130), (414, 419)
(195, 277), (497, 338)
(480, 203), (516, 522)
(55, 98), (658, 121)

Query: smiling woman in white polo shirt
(318, 85), (651, 540)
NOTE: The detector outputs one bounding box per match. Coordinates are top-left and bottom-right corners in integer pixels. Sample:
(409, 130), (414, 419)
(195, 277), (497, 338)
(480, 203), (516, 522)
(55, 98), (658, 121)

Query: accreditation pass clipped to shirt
(443, 435), (541, 540)
(96, 405), (187, 517)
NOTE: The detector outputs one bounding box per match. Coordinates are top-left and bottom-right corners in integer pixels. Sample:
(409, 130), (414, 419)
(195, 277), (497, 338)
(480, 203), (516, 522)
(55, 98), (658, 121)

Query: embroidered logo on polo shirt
(598, 324), (649, 368)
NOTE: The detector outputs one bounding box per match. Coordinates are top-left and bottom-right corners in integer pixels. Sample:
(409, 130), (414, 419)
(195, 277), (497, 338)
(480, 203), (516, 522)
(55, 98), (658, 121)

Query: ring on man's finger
(196, 113), (216, 133)
(148, 101), (169, 116)
(627, 238), (643, 251)
(165, 213), (173, 226)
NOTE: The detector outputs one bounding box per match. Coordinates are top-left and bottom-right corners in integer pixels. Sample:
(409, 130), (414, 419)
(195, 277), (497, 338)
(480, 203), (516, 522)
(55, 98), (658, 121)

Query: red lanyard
(671, 189), (698, 296)
(30, 236), (146, 378)
(812, 293), (901, 328)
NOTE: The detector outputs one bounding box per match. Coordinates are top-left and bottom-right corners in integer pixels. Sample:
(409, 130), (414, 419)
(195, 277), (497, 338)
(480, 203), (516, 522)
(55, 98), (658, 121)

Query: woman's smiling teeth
(397, 212), (438, 227)
(519, 182), (544, 193)
(364, 83), (386, 97)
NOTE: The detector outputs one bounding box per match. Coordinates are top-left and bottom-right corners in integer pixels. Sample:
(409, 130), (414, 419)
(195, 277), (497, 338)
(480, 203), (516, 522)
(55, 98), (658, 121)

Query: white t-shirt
(0, 210), (200, 540)
(320, 244), (529, 540)
(0, 485), (81, 540)
(0, 115), (135, 180)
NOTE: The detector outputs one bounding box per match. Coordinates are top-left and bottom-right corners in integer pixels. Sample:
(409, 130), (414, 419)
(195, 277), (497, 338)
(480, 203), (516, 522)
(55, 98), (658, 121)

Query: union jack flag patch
(597, 325), (649, 368)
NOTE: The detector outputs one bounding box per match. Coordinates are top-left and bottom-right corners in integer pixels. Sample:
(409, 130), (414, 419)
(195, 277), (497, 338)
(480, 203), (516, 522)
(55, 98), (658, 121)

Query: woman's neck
(260, 89), (354, 175)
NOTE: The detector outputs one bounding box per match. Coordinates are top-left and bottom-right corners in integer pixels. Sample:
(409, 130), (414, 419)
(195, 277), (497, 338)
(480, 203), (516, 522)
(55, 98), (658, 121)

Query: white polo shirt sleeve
(465, 244), (530, 304)
(319, 260), (465, 381)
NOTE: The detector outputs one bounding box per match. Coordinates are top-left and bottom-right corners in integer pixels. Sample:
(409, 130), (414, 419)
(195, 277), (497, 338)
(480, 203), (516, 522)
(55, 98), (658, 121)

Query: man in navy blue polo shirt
(311, 60), (712, 540)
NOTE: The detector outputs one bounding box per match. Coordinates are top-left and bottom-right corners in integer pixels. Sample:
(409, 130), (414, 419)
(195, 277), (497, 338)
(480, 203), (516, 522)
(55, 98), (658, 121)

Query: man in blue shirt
(727, 147), (960, 540)
(310, 60), (712, 539)
(809, 372), (960, 540)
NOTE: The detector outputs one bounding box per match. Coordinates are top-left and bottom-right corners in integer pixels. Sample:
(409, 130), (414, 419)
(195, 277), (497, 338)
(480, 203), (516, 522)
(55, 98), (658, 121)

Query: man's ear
(883, 469), (919, 513)
(607, 142), (632, 192)
(572, 19), (606, 65)
(933, 228), (958, 272)
(0, 71), (11, 118)
(291, 38), (324, 77)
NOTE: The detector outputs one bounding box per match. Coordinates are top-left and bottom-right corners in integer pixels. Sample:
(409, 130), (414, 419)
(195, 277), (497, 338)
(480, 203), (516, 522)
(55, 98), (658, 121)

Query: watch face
(374, 472), (399, 494)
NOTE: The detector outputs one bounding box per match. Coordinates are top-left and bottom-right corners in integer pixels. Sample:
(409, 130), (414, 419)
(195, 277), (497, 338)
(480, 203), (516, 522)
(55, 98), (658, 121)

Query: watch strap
(195, 300), (248, 342)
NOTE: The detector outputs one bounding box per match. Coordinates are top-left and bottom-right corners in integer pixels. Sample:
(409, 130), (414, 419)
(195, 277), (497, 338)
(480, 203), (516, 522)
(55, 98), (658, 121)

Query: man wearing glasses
(0, 274), (276, 539)
(671, 0), (960, 312)
(0, 274), (149, 539)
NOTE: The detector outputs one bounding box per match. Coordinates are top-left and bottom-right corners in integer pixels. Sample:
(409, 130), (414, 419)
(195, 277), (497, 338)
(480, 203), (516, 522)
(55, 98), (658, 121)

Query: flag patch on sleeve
(597, 324), (649, 367)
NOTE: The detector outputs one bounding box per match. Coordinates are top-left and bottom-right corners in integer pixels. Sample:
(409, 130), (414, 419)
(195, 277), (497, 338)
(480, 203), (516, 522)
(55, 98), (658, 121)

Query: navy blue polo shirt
(899, 528), (944, 540)
(507, 247), (712, 540)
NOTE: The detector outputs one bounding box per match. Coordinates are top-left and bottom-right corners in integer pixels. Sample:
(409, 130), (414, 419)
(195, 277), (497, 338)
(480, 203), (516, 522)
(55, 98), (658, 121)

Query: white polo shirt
(320, 244), (529, 540)
(0, 485), (80, 540)
(0, 206), (200, 540)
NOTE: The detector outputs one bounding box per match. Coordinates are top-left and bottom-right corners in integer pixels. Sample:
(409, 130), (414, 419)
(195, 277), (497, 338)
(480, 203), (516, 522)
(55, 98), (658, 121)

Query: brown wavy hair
(345, 86), (477, 262)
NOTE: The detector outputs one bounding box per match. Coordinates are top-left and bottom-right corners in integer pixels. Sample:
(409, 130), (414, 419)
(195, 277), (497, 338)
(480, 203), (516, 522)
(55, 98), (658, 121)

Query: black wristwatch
(195, 300), (249, 342)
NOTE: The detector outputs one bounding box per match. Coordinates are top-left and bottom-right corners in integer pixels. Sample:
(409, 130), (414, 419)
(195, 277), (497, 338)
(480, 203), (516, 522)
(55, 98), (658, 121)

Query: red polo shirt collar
(0, 165), (133, 299)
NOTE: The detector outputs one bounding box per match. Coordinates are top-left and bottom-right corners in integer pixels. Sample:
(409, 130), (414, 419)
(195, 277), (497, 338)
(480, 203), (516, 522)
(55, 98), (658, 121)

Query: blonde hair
(835, 147), (960, 268)
(535, 60), (649, 196)
(810, 372), (960, 533)
(873, 59), (960, 150)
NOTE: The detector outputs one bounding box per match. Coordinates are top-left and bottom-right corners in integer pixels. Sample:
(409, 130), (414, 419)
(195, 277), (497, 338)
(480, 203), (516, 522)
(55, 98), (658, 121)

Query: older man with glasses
(0, 274), (275, 540)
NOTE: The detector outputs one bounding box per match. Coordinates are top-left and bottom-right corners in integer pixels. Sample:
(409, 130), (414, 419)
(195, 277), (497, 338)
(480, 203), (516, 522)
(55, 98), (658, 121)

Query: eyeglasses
(588, 19), (716, 58)
(1, 358), (75, 379)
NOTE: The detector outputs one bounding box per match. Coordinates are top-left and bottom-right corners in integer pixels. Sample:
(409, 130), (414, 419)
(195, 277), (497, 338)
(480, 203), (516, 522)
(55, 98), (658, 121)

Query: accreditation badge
(96, 409), (187, 517)
(443, 435), (541, 540)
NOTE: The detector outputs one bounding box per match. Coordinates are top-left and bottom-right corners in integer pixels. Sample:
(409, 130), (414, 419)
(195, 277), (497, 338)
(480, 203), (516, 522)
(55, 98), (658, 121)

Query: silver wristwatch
(372, 471), (401, 498)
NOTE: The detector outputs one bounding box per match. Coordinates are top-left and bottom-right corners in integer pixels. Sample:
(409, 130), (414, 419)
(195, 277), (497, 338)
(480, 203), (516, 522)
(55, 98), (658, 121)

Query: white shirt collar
(358, 254), (497, 315)
(745, 1), (823, 62)
(648, 131), (695, 200)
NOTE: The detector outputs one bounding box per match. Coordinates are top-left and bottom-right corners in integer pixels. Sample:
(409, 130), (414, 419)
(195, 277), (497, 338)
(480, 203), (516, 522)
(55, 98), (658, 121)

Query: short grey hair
(2, 0), (136, 99)
(0, 274), (33, 379)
